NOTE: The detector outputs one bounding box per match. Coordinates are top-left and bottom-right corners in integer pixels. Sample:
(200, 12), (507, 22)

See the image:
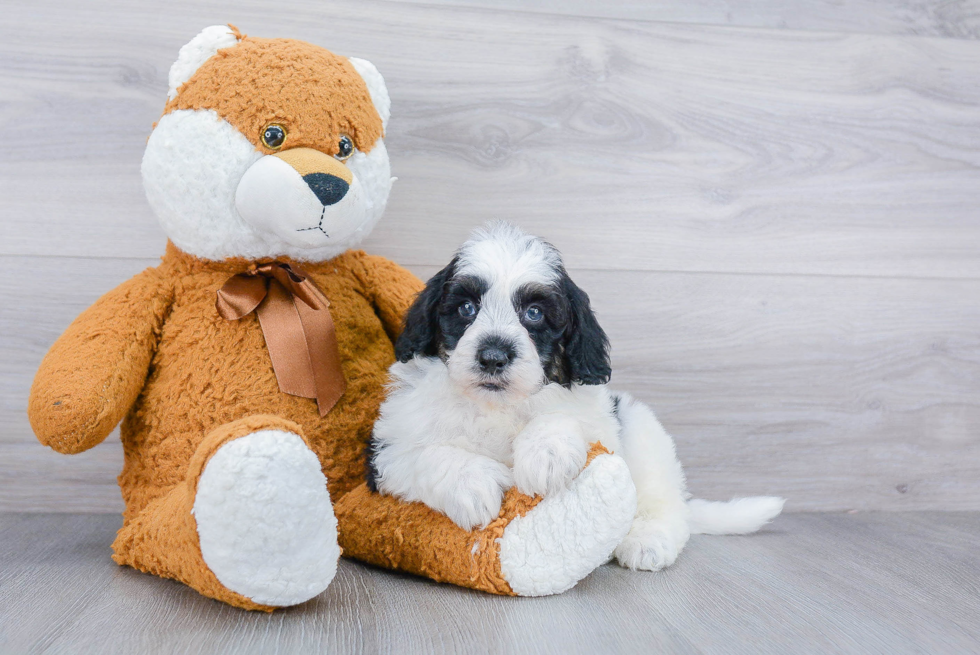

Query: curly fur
(370, 223), (785, 570)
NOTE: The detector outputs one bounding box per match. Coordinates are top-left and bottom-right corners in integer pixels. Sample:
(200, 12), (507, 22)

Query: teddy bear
(27, 25), (638, 611)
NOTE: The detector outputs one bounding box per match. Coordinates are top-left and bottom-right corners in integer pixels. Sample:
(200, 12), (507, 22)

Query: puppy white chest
(448, 404), (525, 465)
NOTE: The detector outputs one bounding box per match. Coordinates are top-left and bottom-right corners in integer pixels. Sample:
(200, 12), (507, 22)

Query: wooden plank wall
(2, 0), (979, 512)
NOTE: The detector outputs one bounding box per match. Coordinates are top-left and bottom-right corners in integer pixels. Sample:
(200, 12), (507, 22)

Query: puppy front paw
(614, 516), (691, 571)
(442, 458), (513, 531)
(513, 416), (588, 498)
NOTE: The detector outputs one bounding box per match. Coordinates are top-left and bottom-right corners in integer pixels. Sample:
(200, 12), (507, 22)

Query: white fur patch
(142, 109), (264, 259)
(235, 155), (325, 247)
(455, 221), (562, 290)
(235, 155), (371, 248)
(688, 496), (786, 535)
(193, 430), (339, 607)
(168, 25), (240, 100)
(348, 57), (390, 130)
(371, 225), (785, 586)
(373, 358), (520, 529)
(608, 392), (691, 570)
(512, 414), (587, 497)
(143, 109), (392, 261)
(498, 453), (636, 596)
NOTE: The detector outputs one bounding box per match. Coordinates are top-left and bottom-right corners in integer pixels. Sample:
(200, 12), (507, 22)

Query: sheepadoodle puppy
(368, 222), (784, 571)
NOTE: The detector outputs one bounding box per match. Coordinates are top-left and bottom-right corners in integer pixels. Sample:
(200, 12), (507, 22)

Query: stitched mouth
(296, 206), (330, 237)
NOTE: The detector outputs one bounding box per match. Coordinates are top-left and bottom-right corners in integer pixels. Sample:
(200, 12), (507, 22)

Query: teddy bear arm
(356, 254), (425, 344)
(28, 267), (172, 454)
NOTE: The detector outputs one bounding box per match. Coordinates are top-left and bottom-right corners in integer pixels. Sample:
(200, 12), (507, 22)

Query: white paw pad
(614, 517), (691, 571)
(193, 430), (339, 606)
(513, 416), (588, 498)
(498, 453), (637, 596)
(444, 459), (513, 531)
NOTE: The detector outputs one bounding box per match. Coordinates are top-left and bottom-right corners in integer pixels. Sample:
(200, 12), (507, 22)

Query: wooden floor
(1, 511), (977, 654)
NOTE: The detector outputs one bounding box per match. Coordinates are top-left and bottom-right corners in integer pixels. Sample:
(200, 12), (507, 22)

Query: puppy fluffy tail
(687, 496), (785, 535)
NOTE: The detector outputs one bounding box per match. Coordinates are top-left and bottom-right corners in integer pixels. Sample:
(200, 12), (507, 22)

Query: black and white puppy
(369, 222), (783, 571)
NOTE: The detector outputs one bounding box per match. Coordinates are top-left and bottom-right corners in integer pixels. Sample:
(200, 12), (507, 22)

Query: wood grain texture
(5, 256), (979, 512)
(2, 0), (980, 277)
(1, 1), (979, 513)
(1, 511), (978, 654)
(387, 0), (980, 39)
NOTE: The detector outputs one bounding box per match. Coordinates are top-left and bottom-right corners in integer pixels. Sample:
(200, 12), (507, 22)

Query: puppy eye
(458, 301), (477, 318)
(335, 135), (354, 161)
(524, 305), (543, 322)
(261, 124), (286, 150)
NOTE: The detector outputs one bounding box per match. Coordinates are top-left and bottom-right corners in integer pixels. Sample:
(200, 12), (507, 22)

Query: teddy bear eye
(261, 124), (286, 150)
(336, 135), (354, 161)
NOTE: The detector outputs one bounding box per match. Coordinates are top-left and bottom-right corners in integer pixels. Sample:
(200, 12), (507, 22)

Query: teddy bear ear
(167, 25), (242, 101)
(348, 57), (391, 131)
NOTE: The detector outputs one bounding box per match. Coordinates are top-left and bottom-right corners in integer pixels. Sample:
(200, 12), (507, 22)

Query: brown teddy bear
(28, 25), (637, 611)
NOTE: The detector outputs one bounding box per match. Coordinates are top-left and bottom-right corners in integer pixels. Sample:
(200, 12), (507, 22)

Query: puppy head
(396, 222), (611, 403)
(142, 25), (393, 262)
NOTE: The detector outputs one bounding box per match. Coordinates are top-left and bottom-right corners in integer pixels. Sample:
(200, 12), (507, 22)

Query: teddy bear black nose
(303, 173), (349, 206)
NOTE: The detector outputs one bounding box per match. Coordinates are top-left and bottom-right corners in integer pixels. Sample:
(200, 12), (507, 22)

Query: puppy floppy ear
(561, 271), (611, 385)
(395, 257), (457, 362)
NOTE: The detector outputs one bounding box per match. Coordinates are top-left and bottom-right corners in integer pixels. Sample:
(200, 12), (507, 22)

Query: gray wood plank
(3, 1), (979, 515)
(1, 512), (978, 654)
(2, 1), (980, 277)
(385, 0), (980, 39)
(4, 256), (979, 512)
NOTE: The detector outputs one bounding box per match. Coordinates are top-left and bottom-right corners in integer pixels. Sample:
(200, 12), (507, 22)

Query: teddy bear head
(142, 25), (393, 262)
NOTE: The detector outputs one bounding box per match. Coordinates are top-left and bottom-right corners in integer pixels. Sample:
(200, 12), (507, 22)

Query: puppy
(368, 222), (784, 571)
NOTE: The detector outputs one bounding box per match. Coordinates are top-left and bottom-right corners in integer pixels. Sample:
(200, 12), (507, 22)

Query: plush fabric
(167, 25), (241, 101)
(28, 239), (632, 607)
(335, 443), (613, 595)
(33, 243), (421, 510)
(192, 425), (339, 607)
(110, 415), (304, 612)
(166, 35), (384, 157)
(28, 27), (641, 610)
(145, 27), (392, 264)
(29, 243), (423, 609)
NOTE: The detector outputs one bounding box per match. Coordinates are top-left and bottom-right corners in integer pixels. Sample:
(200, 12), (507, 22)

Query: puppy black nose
(478, 346), (511, 373)
(303, 173), (349, 206)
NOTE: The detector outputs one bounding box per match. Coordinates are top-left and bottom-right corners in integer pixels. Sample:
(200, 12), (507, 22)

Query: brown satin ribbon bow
(216, 262), (346, 417)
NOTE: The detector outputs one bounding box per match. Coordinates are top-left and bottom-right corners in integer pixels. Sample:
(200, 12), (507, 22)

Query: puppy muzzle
(473, 336), (518, 391)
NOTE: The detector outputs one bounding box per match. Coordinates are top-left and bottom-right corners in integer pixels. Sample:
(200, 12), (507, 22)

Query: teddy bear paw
(193, 429), (339, 606)
(496, 451), (637, 596)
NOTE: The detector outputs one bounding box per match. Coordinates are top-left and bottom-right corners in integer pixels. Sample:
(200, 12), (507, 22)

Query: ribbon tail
(295, 298), (347, 417)
(255, 279), (318, 399)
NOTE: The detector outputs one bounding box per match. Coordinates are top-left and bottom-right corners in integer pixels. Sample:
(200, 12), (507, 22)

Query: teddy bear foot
(496, 450), (637, 596)
(336, 443), (636, 596)
(193, 428), (340, 607)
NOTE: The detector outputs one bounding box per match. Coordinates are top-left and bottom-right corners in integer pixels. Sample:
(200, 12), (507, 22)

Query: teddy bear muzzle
(234, 147), (365, 248)
(275, 148), (352, 206)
